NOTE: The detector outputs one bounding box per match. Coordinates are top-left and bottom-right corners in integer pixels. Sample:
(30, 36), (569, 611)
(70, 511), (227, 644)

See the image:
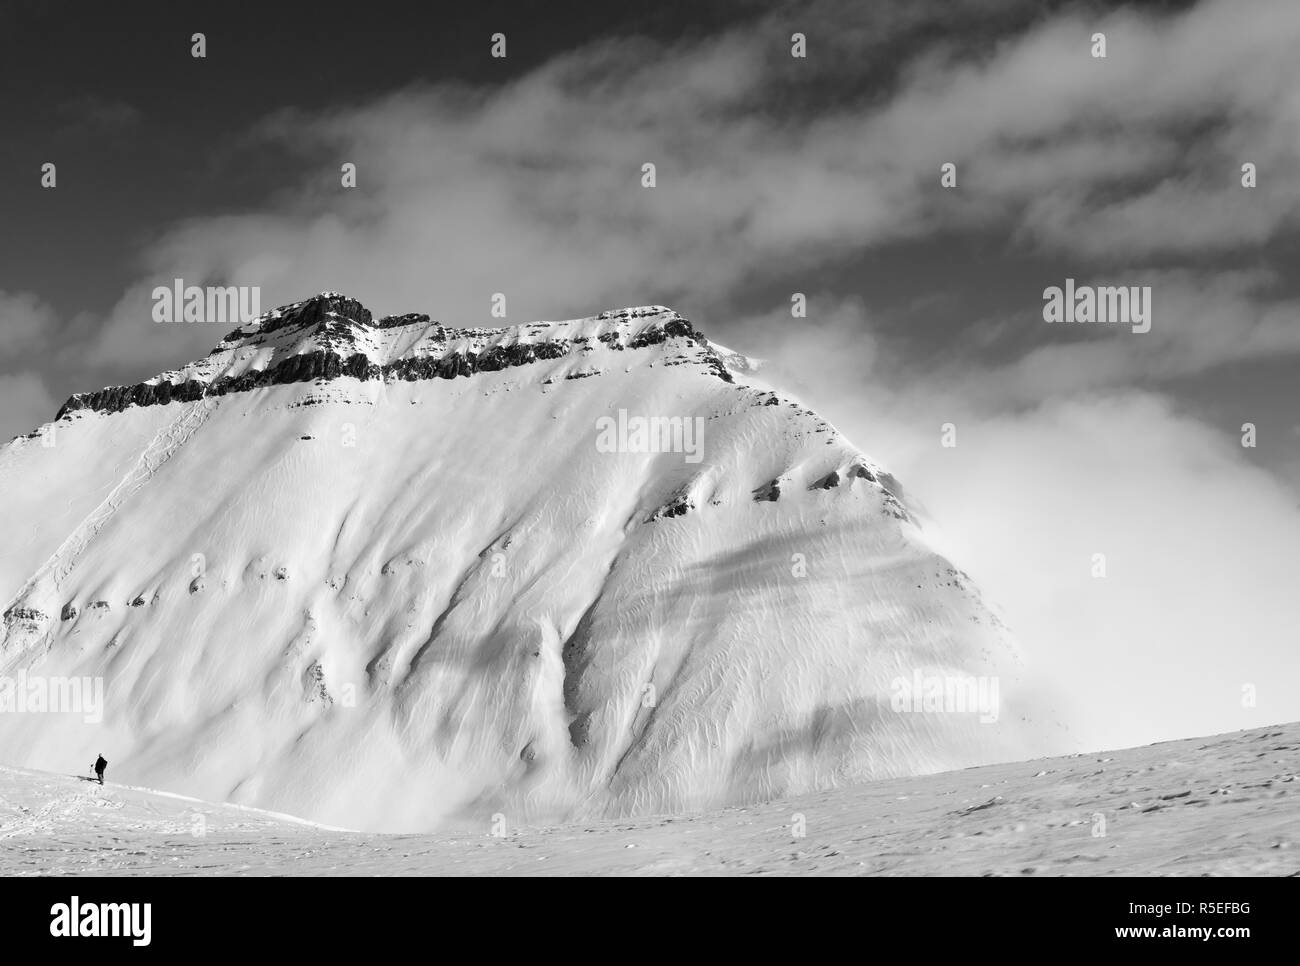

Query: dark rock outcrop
(648, 494), (694, 522)
(3, 605), (48, 624)
(54, 296), (727, 420)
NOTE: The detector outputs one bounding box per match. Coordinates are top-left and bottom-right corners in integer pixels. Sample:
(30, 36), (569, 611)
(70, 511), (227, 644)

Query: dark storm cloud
(66, 0), (1300, 384)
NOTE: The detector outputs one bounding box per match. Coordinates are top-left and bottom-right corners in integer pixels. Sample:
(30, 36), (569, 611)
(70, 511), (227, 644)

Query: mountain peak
(223, 293), (700, 346)
(54, 295), (725, 421)
(221, 292), (373, 341)
(2, 291), (1039, 831)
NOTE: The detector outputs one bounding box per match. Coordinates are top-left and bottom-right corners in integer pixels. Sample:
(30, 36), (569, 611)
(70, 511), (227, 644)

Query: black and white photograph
(0, 0), (1295, 940)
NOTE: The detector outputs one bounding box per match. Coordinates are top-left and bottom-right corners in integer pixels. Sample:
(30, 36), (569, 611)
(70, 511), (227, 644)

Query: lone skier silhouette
(92, 754), (107, 785)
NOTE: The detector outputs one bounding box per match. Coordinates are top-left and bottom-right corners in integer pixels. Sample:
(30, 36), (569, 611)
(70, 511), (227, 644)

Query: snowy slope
(6, 722), (1295, 876)
(0, 294), (1052, 831)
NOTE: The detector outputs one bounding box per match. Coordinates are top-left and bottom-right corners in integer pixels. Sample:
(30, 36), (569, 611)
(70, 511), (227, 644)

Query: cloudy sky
(1, 0), (1297, 750)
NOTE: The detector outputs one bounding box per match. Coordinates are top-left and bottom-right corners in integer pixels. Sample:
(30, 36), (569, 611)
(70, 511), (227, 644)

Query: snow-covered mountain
(0, 294), (1050, 831)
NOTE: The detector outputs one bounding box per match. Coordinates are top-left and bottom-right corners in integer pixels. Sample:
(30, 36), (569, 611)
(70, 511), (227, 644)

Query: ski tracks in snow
(3, 395), (217, 614)
(0, 785), (120, 839)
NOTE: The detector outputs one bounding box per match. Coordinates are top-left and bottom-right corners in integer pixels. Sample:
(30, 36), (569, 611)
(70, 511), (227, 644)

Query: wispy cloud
(745, 295), (1300, 748)
(79, 0), (1300, 378)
